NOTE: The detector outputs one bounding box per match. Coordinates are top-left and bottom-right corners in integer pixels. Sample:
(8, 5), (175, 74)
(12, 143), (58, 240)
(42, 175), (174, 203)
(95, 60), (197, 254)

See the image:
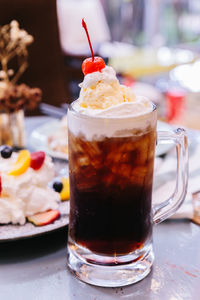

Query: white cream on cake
(68, 65), (154, 140)
(0, 153), (60, 225)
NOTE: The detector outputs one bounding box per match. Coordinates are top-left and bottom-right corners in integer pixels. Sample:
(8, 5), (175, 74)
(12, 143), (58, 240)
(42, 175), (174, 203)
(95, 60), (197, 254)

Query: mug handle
(153, 128), (189, 224)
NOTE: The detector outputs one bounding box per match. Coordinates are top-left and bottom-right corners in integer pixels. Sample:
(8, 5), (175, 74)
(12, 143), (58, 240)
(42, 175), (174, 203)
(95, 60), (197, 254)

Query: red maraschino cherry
(82, 56), (105, 75)
(82, 18), (105, 75)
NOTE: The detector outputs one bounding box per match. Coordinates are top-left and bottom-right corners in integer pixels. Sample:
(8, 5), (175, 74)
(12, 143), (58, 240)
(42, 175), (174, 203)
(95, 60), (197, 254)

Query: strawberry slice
(27, 210), (60, 226)
(30, 151), (45, 170)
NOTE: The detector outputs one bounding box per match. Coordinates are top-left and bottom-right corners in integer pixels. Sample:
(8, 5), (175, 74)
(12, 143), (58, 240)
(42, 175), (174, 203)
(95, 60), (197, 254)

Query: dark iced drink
(68, 124), (156, 256)
(67, 34), (188, 287)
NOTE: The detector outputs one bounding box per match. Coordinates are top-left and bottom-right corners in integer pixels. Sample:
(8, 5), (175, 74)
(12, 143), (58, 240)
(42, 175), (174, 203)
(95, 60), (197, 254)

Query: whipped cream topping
(79, 66), (118, 89)
(0, 153), (60, 225)
(68, 65), (155, 140)
(77, 65), (153, 114)
(73, 96), (153, 118)
(78, 66), (139, 110)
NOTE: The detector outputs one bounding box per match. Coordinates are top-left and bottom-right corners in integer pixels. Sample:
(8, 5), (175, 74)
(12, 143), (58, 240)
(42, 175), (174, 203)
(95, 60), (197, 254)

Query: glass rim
(68, 100), (157, 121)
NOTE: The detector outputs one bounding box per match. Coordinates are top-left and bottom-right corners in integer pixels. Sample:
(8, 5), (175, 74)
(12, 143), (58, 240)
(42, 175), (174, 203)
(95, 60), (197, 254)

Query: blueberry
(0, 145), (13, 159)
(53, 181), (63, 193)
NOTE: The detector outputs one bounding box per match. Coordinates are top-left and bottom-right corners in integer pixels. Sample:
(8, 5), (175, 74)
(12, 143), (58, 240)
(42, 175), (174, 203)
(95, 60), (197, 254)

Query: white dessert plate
(0, 202), (69, 242)
(29, 119), (174, 158)
(29, 120), (68, 160)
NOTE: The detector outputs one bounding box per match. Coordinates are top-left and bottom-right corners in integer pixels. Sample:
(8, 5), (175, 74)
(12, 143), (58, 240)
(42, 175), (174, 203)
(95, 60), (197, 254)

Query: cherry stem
(82, 18), (94, 62)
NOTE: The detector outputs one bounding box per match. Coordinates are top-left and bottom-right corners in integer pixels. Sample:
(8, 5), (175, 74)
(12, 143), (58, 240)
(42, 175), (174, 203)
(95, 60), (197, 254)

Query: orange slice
(60, 177), (70, 201)
(8, 150), (31, 176)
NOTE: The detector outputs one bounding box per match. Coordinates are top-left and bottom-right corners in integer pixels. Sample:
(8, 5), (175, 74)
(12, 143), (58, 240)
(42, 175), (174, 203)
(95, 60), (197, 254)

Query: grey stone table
(0, 117), (199, 300)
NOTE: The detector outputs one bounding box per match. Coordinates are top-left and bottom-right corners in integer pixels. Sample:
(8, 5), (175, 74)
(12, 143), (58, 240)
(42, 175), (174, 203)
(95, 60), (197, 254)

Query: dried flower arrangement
(0, 20), (42, 113)
(0, 21), (42, 146)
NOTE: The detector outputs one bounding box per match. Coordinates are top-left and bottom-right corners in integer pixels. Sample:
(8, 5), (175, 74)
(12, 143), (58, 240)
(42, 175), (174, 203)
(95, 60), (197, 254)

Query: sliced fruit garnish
(30, 151), (45, 170)
(8, 150), (31, 176)
(27, 210), (60, 226)
(60, 177), (70, 201)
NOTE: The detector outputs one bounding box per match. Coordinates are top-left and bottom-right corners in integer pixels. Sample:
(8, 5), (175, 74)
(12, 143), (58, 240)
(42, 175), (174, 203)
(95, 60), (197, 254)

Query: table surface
(0, 116), (200, 300)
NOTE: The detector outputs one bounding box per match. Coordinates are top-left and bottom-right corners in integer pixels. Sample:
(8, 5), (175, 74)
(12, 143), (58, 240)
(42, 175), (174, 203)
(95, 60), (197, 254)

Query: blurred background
(1, 0), (200, 129)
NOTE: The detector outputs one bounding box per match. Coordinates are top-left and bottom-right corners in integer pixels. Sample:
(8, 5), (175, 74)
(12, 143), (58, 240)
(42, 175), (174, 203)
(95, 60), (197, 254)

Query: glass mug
(67, 102), (188, 287)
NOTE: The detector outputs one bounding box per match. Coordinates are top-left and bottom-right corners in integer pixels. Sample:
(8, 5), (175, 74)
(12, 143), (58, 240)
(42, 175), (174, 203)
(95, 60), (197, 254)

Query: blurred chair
(0, 0), (69, 114)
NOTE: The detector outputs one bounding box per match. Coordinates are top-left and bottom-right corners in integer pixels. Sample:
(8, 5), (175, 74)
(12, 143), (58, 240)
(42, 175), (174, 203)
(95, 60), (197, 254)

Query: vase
(0, 109), (25, 148)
